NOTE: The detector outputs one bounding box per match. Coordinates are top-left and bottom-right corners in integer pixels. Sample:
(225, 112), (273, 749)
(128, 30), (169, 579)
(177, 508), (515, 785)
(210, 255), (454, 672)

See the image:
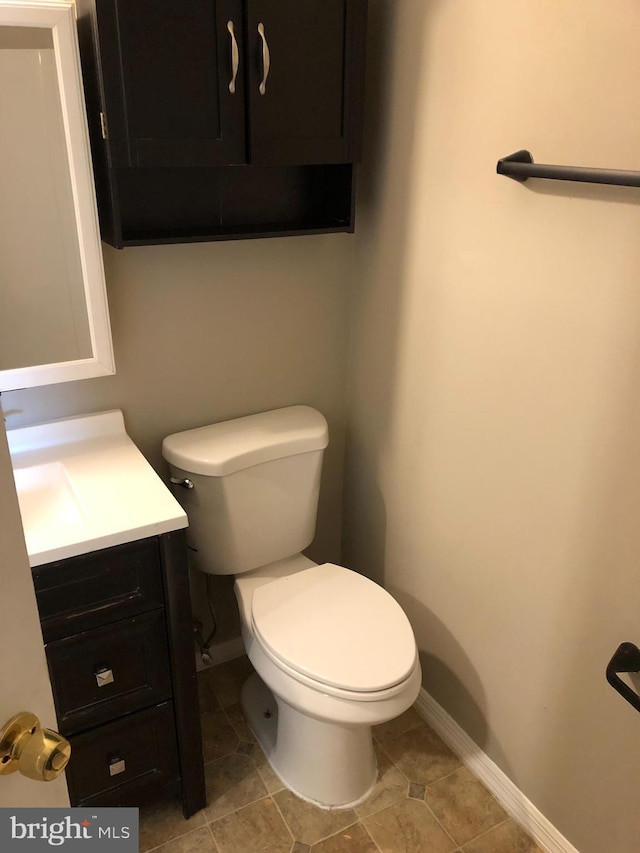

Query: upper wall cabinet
(76, 0), (368, 247)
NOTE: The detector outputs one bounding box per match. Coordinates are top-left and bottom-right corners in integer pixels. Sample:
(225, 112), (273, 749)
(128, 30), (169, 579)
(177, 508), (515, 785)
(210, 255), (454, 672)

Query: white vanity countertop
(7, 410), (187, 567)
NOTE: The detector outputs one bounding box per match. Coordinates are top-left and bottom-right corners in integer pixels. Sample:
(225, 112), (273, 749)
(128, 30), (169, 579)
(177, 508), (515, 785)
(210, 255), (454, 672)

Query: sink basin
(12, 461), (84, 529)
(8, 410), (187, 566)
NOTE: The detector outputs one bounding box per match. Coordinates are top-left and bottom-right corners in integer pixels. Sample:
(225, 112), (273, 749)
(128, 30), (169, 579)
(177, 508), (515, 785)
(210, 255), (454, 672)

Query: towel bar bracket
(606, 642), (640, 714)
(496, 149), (533, 182)
(497, 150), (640, 188)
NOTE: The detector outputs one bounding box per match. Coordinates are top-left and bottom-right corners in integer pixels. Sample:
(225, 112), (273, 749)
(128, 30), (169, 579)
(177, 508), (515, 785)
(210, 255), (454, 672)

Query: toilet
(162, 406), (421, 809)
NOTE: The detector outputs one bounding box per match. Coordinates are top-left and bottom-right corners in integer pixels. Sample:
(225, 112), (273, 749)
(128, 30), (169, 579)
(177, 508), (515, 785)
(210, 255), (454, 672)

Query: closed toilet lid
(251, 564), (417, 692)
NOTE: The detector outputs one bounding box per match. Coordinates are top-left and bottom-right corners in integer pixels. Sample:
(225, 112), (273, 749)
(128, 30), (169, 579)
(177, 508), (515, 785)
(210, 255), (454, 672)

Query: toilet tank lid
(162, 406), (329, 476)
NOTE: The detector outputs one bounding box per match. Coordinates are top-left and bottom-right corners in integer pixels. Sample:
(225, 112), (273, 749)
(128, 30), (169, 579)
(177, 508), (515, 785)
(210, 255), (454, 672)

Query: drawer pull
(108, 755), (126, 776)
(95, 667), (114, 688)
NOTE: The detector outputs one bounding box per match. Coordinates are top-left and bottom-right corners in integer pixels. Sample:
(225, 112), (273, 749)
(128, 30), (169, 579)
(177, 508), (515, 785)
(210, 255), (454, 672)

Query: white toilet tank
(162, 406), (329, 575)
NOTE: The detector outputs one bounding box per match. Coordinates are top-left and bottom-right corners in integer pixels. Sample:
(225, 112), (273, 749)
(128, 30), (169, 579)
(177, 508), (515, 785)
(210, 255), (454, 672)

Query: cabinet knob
(95, 666), (115, 687)
(257, 23), (270, 95)
(108, 754), (126, 777)
(0, 712), (70, 782)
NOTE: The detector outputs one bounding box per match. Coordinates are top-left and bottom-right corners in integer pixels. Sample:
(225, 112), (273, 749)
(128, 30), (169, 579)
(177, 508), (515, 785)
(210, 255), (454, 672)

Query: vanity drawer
(47, 610), (172, 735)
(65, 702), (179, 806)
(34, 538), (165, 642)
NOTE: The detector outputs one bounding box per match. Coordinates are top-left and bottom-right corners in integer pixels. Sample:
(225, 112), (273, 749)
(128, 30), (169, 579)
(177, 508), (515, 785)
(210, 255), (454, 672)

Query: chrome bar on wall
(497, 150), (640, 188)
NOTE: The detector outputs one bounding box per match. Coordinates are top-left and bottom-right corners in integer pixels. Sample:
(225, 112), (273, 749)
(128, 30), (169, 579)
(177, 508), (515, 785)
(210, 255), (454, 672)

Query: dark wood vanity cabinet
(75, 0), (368, 246)
(32, 532), (205, 817)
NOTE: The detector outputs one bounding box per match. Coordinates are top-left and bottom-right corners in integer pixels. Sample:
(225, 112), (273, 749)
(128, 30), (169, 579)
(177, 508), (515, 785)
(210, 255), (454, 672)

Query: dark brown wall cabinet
(76, 0), (368, 246)
(33, 533), (206, 817)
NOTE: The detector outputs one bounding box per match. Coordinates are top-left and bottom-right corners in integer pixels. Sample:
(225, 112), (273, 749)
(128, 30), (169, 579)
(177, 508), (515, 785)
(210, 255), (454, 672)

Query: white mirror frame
(0, 0), (114, 392)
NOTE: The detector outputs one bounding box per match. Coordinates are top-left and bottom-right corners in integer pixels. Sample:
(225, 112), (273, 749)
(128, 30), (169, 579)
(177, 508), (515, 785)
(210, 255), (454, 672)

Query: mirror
(0, 0), (114, 392)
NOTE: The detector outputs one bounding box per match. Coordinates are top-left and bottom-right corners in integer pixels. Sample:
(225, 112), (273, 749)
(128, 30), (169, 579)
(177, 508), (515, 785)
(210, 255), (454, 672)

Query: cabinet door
(98, 0), (246, 166)
(245, 0), (367, 165)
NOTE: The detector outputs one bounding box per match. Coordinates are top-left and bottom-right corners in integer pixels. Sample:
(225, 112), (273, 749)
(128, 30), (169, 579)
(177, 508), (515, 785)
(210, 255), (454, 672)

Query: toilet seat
(250, 563), (417, 694)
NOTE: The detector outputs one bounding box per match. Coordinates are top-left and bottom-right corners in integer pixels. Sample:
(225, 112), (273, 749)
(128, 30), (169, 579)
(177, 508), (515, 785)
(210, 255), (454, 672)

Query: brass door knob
(0, 712), (70, 782)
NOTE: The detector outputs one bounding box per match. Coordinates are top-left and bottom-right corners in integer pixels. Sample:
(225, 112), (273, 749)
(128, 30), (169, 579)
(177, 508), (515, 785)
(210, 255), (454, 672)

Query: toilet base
(241, 673), (378, 810)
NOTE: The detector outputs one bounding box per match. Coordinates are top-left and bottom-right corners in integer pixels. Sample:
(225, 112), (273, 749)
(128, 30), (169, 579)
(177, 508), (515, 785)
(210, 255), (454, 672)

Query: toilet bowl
(162, 406), (422, 808)
(235, 556), (421, 807)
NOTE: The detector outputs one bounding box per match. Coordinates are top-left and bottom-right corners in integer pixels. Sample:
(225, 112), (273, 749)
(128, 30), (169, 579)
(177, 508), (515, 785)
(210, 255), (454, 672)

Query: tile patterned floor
(141, 657), (544, 853)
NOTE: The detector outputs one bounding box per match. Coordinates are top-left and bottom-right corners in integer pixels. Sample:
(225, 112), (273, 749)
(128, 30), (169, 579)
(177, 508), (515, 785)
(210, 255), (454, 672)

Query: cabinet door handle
(257, 22), (270, 95)
(227, 20), (239, 94)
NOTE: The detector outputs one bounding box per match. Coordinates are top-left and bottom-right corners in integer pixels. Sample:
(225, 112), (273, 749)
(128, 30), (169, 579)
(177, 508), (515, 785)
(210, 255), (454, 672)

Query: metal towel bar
(497, 150), (640, 188)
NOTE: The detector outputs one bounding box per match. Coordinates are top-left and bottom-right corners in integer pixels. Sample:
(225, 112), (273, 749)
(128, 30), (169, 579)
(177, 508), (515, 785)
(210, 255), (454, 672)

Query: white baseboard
(414, 688), (580, 853)
(195, 636), (246, 671)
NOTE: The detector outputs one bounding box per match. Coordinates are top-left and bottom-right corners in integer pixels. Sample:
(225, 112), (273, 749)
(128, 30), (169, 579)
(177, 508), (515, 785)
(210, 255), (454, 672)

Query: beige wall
(4, 234), (352, 644)
(343, 1), (640, 851)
